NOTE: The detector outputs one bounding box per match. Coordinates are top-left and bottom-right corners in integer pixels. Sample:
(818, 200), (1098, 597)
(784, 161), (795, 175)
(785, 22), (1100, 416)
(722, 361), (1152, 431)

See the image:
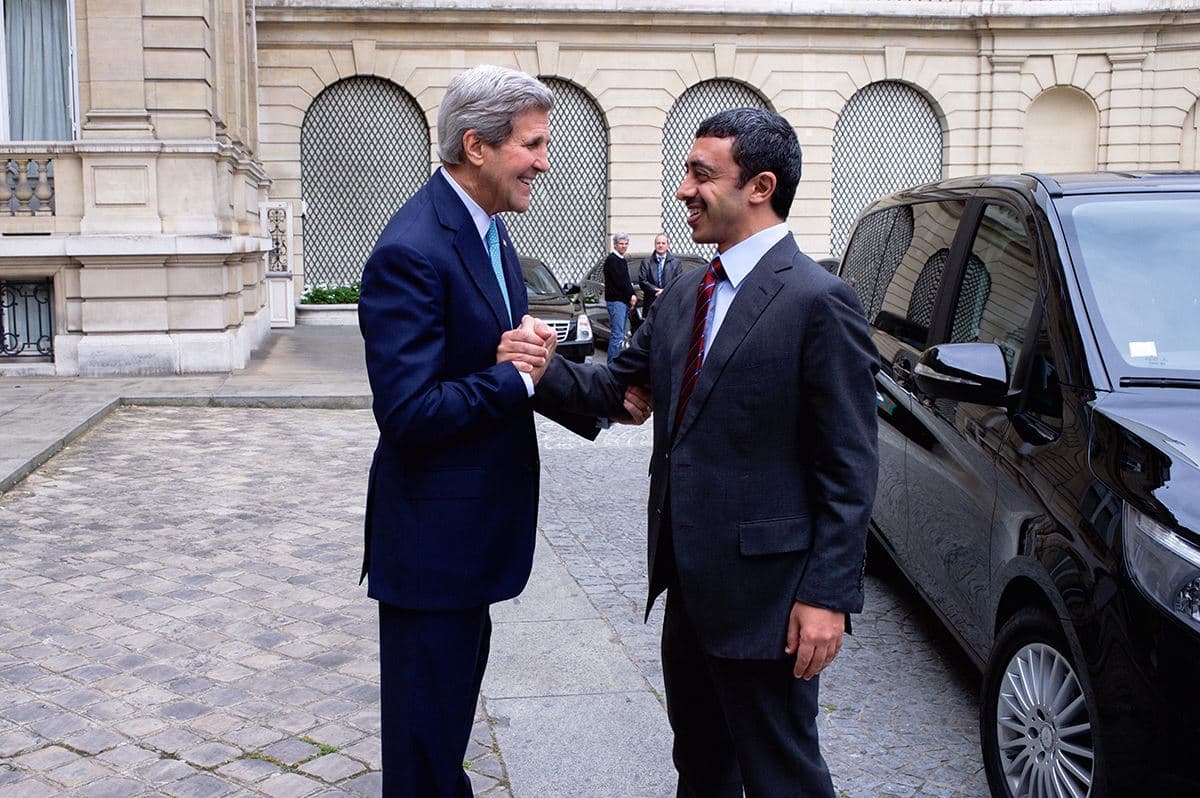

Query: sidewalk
(0, 326), (674, 797)
(0, 326), (373, 494)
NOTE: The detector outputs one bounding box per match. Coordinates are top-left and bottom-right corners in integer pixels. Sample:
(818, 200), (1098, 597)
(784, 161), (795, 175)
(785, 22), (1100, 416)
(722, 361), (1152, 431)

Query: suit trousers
(661, 589), (835, 798)
(378, 602), (492, 797)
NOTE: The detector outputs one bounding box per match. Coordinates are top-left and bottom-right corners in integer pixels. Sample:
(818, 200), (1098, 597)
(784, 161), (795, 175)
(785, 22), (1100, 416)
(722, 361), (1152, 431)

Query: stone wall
(254, 1), (1200, 287)
(0, 0), (272, 376)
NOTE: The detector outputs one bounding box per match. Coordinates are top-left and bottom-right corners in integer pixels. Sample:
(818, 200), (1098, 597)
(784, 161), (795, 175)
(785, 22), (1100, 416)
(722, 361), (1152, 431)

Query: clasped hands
(497, 315), (653, 425)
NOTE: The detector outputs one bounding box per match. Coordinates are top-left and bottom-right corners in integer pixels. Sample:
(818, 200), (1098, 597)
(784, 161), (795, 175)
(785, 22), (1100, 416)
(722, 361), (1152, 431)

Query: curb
(0, 394), (373, 496)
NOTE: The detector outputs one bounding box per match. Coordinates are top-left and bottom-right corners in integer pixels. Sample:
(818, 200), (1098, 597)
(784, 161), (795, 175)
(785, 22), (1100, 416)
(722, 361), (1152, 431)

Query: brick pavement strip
(0, 405), (985, 796)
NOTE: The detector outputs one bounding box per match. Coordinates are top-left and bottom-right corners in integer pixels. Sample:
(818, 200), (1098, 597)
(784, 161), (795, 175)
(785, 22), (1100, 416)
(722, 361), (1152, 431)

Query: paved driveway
(0, 406), (986, 797)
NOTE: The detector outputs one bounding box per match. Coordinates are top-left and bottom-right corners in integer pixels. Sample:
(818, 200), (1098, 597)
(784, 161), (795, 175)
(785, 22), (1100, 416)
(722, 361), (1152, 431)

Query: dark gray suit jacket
(541, 235), (879, 659)
(638, 252), (683, 311)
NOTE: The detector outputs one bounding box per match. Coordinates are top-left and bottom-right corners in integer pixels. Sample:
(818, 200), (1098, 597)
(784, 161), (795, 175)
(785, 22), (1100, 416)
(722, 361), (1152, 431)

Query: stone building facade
(2, 0), (1199, 375)
(1, 0), (271, 375)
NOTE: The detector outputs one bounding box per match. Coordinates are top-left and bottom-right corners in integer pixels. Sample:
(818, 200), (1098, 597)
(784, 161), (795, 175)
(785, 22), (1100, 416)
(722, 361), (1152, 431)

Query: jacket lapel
(432, 170), (514, 332)
(666, 268), (705, 434)
(671, 238), (793, 443)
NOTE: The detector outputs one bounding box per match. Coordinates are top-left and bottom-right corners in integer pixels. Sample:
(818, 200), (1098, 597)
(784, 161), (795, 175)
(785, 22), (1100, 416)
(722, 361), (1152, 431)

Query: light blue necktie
(485, 217), (513, 325)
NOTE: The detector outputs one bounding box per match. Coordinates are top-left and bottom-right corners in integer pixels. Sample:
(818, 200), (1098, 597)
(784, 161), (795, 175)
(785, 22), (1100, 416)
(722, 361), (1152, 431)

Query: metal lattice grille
(841, 204), (914, 321)
(661, 81), (771, 259)
(503, 79), (608, 284)
(1, 279), (53, 358)
(831, 81), (943, 258)
(300, 77), (429, 286)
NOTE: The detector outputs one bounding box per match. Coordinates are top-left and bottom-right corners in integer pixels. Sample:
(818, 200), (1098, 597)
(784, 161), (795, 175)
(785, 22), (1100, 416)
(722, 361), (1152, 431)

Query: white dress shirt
(704, 223), (791, 362)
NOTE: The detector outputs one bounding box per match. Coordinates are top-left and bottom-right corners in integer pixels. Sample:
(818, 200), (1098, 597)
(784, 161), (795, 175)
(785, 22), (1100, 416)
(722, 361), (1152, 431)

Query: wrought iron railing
(0, 279), (54, 358)
(266, 205), (290, 272)
(1, 159), (55, 216)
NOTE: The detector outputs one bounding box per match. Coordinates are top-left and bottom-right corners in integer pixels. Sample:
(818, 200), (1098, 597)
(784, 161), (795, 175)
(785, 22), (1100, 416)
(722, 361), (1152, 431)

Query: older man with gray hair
(602, 231), (638, 361)
(358, 64), (608, 796)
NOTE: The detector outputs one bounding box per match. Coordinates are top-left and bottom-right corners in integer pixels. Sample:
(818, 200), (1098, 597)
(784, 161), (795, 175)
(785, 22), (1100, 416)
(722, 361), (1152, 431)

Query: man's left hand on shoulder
(784, 602), (845, 680)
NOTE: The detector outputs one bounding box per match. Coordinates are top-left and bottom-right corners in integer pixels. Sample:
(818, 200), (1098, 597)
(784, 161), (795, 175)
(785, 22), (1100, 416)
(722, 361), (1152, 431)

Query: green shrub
(301, 282), (360, 304)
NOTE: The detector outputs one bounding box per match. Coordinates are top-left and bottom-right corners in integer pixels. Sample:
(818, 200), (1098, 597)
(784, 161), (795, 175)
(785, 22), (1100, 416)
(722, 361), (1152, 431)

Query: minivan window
(959, 203), (1039, 375)
(1061, 193), (1200, 377)
(848, 200), (966, 355)
(841, 204), (913, 322)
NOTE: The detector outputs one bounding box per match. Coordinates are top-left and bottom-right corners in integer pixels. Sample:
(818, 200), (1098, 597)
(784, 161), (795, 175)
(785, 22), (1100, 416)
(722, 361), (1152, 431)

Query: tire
(982, 609), (1104, 798)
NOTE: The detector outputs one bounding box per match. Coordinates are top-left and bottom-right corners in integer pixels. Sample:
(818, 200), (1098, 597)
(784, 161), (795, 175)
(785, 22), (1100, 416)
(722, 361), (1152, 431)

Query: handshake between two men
(497, 314), (653, 425)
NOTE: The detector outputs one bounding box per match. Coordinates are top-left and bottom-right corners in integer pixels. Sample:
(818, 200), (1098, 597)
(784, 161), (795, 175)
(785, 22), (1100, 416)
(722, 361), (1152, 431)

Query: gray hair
(612, 232), (629, 245)
(437, 65), (554, 165)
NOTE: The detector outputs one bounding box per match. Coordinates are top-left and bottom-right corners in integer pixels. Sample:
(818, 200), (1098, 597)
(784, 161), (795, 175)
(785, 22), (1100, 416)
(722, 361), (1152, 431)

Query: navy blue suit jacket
(359, 168), (595, 610)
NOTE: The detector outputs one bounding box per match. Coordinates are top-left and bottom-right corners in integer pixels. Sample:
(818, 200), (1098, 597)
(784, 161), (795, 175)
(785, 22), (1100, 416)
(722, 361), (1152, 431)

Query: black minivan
(841, 172), (1200, 797)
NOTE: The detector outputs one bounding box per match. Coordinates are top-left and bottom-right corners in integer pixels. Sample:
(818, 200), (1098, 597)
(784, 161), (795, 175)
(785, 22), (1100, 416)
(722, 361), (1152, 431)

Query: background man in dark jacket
(638, 232), (682, 313)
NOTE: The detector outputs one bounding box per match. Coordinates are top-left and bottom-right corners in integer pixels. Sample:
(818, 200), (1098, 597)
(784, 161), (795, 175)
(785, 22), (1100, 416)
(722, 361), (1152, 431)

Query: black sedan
(842, 171), (1200, 797)
(520, 256), (593, 363)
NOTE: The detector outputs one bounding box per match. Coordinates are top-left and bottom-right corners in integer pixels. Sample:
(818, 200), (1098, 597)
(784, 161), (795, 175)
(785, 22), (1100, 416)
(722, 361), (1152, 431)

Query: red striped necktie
(674, 256), (725, 436)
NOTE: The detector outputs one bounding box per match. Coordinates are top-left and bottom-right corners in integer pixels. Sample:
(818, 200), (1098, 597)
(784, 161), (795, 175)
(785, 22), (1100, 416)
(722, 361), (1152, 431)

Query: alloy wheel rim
(995, 642), (1094, 798)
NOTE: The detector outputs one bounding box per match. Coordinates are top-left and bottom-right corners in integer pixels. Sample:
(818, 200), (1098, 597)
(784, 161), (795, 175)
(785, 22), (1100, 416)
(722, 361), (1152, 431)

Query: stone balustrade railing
(2, 157), (54, 217)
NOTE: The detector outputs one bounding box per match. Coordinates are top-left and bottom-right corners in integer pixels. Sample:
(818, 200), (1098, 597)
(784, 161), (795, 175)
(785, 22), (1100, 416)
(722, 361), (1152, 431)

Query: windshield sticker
(1129, 341), (1158, 358)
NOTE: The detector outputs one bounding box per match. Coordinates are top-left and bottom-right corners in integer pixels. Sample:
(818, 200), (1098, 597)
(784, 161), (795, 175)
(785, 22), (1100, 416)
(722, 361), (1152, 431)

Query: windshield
(521, 260), (562, 297)
(1060, 193), (1200, 380)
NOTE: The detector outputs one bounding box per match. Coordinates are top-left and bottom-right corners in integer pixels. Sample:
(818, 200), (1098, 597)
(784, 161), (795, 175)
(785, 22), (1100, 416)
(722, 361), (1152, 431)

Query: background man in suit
(359, 64), (615, 797)
(502, 108), (879, 797)
(638, 232), (682, 313)
(602, 232), (638, 362)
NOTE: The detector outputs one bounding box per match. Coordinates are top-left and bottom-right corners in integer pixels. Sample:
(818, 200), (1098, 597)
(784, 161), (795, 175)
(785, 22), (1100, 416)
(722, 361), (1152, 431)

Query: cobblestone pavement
(0, 407), (508, 798)
(0, 406), (987, 797)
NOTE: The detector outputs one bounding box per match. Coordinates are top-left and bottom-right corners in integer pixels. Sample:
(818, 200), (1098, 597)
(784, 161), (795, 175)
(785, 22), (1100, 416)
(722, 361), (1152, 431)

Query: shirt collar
(716, 223), (790, 288)
(440, 168), (492, 242)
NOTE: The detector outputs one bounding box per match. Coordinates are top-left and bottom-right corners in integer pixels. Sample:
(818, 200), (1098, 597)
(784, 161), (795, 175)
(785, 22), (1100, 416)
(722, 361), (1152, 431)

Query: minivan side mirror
(563, 282), (580, 295)
(913, 343), (1010, 406)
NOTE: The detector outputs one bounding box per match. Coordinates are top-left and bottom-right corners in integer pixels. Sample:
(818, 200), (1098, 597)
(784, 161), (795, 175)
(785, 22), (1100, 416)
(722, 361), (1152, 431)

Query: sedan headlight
(1124, 504), (1200, 633)
(576, 313), (592, 342)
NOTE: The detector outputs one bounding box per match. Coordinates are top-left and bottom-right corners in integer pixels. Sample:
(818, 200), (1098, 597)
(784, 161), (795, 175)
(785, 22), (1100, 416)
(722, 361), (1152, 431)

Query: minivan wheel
(982, 609), (1102, 798)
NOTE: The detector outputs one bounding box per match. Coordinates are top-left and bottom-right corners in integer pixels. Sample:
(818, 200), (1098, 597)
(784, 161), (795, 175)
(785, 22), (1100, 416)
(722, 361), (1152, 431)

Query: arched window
(831, 81), (943, 258)
(300, 77), (429, 286)
(1023, 87), (1098, 172)
(661, 80), (771, 259)
(503, 78), (608, 283)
